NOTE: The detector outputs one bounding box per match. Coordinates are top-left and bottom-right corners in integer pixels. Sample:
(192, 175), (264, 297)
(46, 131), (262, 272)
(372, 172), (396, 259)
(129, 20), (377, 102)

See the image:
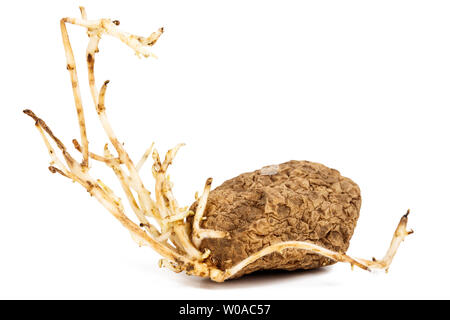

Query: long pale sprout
(60, 19), (89, 170)
(151, 147), (205, 259)
(24, 7), (412, 282)
(24, 7), (219, 279)
(215, 211), (413, 281)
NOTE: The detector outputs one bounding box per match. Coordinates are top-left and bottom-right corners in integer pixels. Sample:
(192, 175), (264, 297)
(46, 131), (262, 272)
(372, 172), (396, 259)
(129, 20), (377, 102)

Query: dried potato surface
(190, 160), (361, 278)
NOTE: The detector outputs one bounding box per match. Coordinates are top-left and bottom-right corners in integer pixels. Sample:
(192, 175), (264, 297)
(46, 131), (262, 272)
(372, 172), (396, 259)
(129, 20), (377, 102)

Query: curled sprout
(24, 8), (413, 282)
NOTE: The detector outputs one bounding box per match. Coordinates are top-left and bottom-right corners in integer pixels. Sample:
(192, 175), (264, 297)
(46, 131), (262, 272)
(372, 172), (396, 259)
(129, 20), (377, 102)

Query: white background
(1, 0), (449, 299)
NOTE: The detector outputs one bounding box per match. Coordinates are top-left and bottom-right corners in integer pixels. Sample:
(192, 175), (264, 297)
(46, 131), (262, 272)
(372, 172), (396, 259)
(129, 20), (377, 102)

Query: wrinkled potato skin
(190, 160), (362, 279)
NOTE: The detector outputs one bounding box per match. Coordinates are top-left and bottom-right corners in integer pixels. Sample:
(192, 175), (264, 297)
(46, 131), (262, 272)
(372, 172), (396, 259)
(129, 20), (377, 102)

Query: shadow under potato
(184, 265), (332, 290)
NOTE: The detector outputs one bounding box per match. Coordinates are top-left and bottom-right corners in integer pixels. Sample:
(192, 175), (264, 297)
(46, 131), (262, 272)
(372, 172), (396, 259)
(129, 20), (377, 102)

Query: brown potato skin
(190, 160), (362, 279)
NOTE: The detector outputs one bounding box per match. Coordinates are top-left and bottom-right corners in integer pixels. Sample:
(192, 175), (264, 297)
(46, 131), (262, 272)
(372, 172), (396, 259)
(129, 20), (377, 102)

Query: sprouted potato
(24, 8), (413, 282)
